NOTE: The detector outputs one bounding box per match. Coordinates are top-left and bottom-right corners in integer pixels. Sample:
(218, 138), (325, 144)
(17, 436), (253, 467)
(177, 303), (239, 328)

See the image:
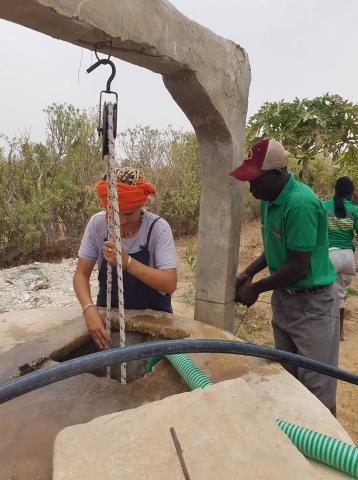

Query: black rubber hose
(0, 339), (357, 404)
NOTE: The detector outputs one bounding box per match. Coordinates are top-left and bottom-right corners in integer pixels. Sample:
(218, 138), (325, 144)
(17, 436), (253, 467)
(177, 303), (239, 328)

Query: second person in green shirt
(323, 177), (358, 341)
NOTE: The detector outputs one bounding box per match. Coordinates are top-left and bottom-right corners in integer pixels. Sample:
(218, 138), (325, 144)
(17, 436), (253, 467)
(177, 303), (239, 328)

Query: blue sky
(0, 0), (357, 142)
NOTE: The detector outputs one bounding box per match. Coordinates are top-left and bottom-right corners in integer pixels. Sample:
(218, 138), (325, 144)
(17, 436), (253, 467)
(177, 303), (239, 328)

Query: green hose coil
(146, 355), (162, 373)
(277, 419), (358, 479)
(166, 354), (213, 389)
(146, 354), (213, 389)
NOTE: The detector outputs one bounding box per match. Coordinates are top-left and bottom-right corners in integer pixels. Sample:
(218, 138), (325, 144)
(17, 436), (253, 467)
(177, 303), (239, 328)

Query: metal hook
(94, 41), (112, 62)
(87, 58), (116, 93)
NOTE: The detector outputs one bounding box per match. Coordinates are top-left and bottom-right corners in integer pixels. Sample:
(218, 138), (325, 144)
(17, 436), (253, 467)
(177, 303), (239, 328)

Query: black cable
(0, 339), (357, 405)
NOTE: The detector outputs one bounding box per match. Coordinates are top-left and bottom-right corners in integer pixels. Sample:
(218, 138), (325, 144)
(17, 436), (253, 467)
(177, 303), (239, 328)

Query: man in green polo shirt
(230, 138), (339, 414)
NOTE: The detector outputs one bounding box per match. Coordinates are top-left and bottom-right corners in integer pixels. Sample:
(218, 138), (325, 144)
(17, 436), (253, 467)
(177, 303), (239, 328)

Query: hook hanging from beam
(86, 46), (118, 153)
(86, 58), (116, 93)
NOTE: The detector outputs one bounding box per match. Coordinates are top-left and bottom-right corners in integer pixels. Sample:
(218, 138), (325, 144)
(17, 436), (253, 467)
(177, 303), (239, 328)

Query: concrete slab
(0, 363), (188, 480)
(0, 306), (88, 383)
(53, 379), (323, 480)
(0, 307), (354, 479)
(246, 371), (355, 479)
(0, 305), (83, 355)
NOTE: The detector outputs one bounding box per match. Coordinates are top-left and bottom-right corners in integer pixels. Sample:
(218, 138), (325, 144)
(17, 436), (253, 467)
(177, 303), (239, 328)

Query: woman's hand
(103, 240), (177, 294)
(84, 307), (111, 349)
(103, 240), (129, 268)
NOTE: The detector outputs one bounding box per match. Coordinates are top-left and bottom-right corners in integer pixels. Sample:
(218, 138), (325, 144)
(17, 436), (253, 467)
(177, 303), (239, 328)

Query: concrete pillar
(194, 141), (244, 332)
(0, 0), (250, 332)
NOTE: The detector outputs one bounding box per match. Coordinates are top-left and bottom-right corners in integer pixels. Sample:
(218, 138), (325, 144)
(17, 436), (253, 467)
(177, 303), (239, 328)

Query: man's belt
(285, 284), (332, 295)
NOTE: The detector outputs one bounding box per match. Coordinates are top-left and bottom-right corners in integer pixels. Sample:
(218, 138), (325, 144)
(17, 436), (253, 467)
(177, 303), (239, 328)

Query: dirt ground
(174, 221), (358, 445)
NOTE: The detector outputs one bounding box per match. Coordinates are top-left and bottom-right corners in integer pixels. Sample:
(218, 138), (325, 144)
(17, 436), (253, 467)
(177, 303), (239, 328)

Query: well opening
(55, 329), (163, 383)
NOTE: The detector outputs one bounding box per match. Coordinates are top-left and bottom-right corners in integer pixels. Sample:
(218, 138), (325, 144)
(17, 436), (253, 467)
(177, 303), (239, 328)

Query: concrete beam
(0, 0), (250, 331)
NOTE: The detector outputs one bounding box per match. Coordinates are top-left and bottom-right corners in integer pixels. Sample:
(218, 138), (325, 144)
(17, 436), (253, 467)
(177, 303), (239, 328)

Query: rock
(0, 260), (98, 312)
(15, 267), (50, 291)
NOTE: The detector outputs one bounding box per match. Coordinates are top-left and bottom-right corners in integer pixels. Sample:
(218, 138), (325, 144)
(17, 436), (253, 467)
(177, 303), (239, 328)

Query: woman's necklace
(121, 211), (144, 238)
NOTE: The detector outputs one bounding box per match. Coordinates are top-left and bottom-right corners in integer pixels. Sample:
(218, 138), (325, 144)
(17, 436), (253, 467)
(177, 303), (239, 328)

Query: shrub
(0, 112), (201, 264)
(119, 126), (201, 237)
(0, 104), (102, 265)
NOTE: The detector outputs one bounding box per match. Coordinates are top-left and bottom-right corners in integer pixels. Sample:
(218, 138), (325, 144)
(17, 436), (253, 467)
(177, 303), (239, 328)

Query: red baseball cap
(230, 139), (289, 181)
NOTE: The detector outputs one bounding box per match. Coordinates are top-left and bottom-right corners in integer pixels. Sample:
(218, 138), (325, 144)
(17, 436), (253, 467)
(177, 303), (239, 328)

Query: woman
(73, 167), (177, 349)
(323, 177), (358, 340)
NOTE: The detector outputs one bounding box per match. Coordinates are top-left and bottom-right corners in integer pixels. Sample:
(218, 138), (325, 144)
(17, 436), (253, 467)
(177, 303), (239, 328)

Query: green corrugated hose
(277, 419), (358, 478)
(147, 357), (357, 477)
(165, 354), (213, 389)
(146, 355), (162, 373)
(146, 354), (213, 389)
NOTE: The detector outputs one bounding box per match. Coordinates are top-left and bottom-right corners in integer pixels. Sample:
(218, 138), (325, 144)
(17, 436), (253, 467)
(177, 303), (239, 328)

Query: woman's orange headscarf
(96, 177), (156, 211)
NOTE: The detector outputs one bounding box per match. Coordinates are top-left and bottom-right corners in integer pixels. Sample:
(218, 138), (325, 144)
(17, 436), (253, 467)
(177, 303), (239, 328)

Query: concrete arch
(0, 0), (250, 330)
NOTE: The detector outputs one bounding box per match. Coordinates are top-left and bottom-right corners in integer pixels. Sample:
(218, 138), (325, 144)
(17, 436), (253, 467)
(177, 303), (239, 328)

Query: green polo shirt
(260, 174), (336, 290)
(322, 198), (358, 250)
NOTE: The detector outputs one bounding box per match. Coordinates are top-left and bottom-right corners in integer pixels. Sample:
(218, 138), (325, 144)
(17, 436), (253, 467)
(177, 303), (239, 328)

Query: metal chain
(105, 102), (126, 383)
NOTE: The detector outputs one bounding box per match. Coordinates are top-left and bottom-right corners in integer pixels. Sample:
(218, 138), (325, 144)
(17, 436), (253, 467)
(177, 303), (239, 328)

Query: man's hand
(235, 271), (253, 302)
(84, 307), (111, 349)
(103, 240), (129, 268)
(235, 282), (260, 307)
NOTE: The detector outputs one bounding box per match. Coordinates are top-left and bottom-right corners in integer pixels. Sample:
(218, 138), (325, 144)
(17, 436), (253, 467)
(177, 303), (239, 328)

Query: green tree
(246, 94), (358, 182)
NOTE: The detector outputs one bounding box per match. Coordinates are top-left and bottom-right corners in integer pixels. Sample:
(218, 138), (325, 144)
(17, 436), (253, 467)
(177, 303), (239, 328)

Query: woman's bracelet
(125, 255), (132, 271)
(82, 303), (97, 315)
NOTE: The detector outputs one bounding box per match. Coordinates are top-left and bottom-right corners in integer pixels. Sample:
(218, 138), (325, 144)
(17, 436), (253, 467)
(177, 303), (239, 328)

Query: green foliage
(346, 287), (358, 300)
(242, 190), (260, 222)
(0, 109), (201, 264)
(184, 245), (197, 272)
(0, 104), (102, 264)
(246, 94), (358, 184)
(2, 94), (357, 264)
(337, 146), (358, 188)
(234, 303), (256, 341)
(119, 126), (201, 237)
(289, 155), (337, 199)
